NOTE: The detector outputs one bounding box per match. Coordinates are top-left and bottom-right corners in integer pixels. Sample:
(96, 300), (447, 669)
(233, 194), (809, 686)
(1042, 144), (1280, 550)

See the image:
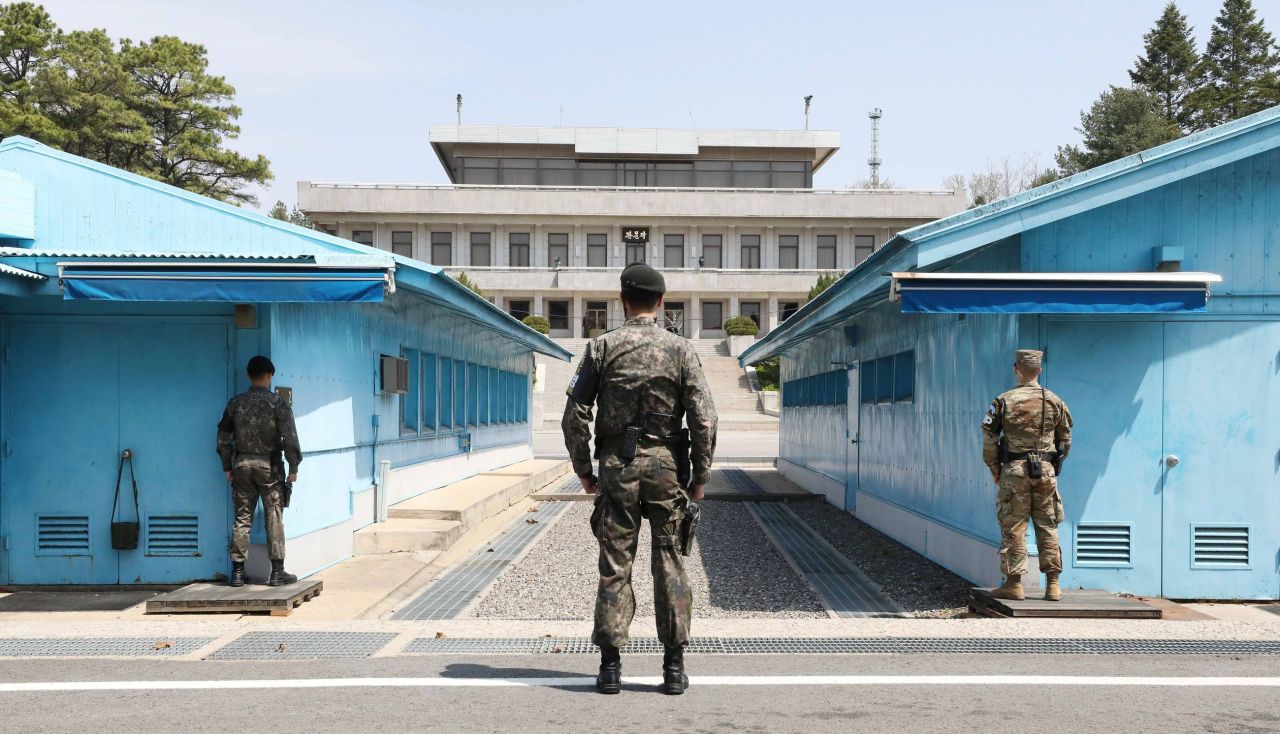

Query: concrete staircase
(353, 459), (569, 555)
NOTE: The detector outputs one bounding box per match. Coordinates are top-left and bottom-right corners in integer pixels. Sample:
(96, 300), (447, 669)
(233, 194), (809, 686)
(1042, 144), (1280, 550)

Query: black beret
(620, 262), (666, 295)
(247, 355), (276, 376)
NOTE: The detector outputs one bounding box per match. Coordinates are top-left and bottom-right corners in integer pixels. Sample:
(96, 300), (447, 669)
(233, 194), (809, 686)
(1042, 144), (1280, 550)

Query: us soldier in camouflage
(563, 262), (717, 696)
(981, 349), (1072, 602)
(216, 356), (303, 588)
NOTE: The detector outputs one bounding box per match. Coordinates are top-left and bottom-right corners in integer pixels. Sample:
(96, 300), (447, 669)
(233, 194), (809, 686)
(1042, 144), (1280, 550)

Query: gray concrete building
(298, 125), (965, 339)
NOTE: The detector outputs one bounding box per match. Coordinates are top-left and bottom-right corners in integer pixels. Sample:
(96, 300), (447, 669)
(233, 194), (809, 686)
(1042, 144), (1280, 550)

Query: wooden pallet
(969, 587), (1162, 619)
(145, 580), (323, 617)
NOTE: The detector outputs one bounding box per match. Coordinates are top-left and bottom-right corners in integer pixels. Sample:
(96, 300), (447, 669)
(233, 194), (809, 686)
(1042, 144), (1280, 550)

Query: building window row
(782, 370), (848, 408)
(859, 350), (915, 405)
(455, 157), (812, 189)
(400, 349), (528, 435)
(348, 229), (880, 269)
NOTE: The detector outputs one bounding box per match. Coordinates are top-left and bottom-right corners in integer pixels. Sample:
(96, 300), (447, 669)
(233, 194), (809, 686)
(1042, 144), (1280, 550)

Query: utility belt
(1004, 450), (1056, 463)
(596, 412), (693, 489)
(1000, 449), (1060, 480)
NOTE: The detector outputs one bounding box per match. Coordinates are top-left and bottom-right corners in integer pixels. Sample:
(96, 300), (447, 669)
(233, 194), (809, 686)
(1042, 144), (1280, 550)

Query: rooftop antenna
(867, 108), (883, 187)
(803, 95), (813, 130)
(456, 94), (462, 125)
(687, 111), (697, 128)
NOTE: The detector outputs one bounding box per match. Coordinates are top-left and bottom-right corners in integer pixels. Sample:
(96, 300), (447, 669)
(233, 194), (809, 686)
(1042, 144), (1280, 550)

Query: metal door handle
(1165, 454), (1179, 468)
(850, 439), (858, 444)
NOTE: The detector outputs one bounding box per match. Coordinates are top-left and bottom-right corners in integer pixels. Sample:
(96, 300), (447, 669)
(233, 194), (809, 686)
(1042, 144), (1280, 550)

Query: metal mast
(867, 108), (882, 187)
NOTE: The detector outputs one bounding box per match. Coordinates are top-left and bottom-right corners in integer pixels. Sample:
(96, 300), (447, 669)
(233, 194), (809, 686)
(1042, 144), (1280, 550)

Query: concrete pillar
(726, 226), (738, 269)
(611, 224), (622, 267)
(573, 224), (583, 266)
(533, 224), (544, 269)
(493, 293), (505, 312)
(729, 293), (740, 321)
(765, 294), (779, 335)
(572, 294), (584, 338)
(843, 226), (856, 269)
(495, 223), (506, 267)
(690, 224), (700, 261)
(803, 226), (815, 269)
(689, 294), (701, 339)
(533, 292), (545, 321)
(763, 226), (776, 269)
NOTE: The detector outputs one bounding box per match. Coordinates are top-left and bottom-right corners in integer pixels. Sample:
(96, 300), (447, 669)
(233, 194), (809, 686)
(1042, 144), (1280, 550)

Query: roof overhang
(58, 261), (395, 303)
(890, 271), (1223, 314)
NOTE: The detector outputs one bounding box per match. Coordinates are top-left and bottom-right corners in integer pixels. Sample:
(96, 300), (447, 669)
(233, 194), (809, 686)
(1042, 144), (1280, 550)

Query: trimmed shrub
(723, 316), (759, 336)
(522, 315), (551, 334)
(753, 357), (780, 391)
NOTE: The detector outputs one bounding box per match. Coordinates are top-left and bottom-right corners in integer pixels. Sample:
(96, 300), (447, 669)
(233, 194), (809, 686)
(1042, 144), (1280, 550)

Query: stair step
(388, 459), (569, 531)
(354, 518), (463, 555)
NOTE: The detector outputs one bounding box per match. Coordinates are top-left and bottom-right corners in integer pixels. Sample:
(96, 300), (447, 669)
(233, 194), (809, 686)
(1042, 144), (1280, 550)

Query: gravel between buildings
(788, 498), (970, 618)
(471, 501), (828, 620)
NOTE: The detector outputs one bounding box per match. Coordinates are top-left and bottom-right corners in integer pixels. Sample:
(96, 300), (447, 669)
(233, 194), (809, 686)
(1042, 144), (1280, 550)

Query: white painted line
(1, 675), (1278, 693)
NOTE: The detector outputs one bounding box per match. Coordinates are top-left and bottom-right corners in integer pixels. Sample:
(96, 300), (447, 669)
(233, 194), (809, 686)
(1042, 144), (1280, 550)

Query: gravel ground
(472, 501), (828, 620)
(788, 498), (970, 618)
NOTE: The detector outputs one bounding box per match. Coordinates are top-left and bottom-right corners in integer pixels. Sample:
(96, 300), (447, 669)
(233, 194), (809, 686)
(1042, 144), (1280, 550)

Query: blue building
(742, 106), (1280, 600)
(0, 136), (569, 586)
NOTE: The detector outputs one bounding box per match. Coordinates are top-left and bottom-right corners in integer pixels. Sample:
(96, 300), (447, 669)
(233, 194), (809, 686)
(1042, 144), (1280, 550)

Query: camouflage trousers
(591, 449), (691, 650)
(996, 460), (1064, 576)
(230, 461), (286, 563)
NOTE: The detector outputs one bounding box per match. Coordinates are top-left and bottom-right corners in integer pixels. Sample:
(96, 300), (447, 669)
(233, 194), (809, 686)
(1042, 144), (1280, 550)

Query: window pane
(860, 362), (875, 404)
(548, 301), (570, 330)
(401, 349), (419, 434)
(509, 232), (530, 267)
(694, 160), (732, 187)
(733, 161), (770, 187)
(817, 235), (837, 269)
(351, 230), (373, 246)
(461, 157), (498, 185)
(781, 302), (799, 321)
(855, 234), (875, 265)
(454, 361), (467, 428)
(741, 234), (761, 269)
(548, 232), (569, 267)
(391, 230), (413, 257)
(578, 161), (616, 186)
(625, 243), (646, 264)
(500, 158), (538, 185)
(702, 302), (723, 330)
(540, 159), (576, 186)
(439, 358), (453, 427)
(654, 162), (693, 187)
(508, 300), (531, 320)
(663, 234), (684, 268)
(470, 231), (491, 266)
(431, 231), (452, 266)
(893, 351), (915, 402)
(421, 354), (437, 432)
(778, 234), (799, 269)
(875, 357), (894, 403)
(587, 233), (607, 267)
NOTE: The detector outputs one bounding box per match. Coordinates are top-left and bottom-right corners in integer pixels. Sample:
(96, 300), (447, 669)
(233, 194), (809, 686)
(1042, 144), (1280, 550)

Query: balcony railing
(305, 181), (958, 197)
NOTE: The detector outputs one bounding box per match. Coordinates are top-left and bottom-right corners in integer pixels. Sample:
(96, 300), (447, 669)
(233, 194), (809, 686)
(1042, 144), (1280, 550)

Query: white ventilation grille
(36, 515), (90, 555)
(1192, 525), (1250, 567)
(1074, 523), (1132, 566)
(146, 515), (200, 556)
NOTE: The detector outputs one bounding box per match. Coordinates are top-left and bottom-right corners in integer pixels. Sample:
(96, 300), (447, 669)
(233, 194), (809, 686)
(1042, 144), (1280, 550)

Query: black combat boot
(267, 560), (297, 587)
(661, 647), (689, 695)
(229, 561), (246, 588)
(596, 646), (621, 695)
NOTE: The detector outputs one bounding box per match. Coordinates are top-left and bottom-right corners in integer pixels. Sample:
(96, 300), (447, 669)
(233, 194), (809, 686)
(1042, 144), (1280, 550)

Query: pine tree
(1129, 2), (1202, 130)
(1186, 0), (1280, 130)
(1055, 87), (1181, 175)
(267, 199), (317, 229)
(0, 2), (61, 141)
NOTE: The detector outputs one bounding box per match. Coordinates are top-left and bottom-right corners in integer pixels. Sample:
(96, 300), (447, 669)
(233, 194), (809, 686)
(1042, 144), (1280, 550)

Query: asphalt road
(1, 653), (1276, 733)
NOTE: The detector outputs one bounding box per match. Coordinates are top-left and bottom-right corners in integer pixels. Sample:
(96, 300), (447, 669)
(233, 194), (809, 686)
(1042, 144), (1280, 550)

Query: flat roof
(429, 124), (841, 180)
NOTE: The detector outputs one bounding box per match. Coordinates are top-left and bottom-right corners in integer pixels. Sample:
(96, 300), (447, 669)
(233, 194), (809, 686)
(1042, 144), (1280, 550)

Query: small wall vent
(1074, 523), (1132, 566)
(1192, 525), (1249, 568)
(146, 515), (200, 556)
(36, 515), (90, 556)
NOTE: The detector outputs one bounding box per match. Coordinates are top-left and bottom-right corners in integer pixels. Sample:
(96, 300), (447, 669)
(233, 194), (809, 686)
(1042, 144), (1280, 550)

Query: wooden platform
(145, 580), (322, 617)
(969, 587), (1162, 619)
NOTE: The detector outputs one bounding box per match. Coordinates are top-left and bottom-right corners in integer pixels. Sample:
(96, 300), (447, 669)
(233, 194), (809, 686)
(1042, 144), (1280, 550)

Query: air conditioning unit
(380, 354), (409, 394)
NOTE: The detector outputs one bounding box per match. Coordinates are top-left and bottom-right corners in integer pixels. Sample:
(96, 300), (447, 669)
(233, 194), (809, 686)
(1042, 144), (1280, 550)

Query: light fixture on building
(1153, 246), (1183, 272)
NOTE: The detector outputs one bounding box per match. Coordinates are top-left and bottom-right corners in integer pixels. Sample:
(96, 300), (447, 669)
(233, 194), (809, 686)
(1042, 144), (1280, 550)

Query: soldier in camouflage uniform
(563, 263), (717, 696)
(216, 356), (303, 588)
(981, 349), (1072, 602)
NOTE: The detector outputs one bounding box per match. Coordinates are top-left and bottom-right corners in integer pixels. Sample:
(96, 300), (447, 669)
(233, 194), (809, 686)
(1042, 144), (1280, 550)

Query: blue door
(844, 365), (860, 512)
(2, 317), (232, 585)
(1161, 321), (1280, 599)
(1046, 321), (1165, 596)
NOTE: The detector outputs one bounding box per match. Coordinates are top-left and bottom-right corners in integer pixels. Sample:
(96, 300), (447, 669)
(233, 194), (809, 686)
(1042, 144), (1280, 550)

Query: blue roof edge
(740, 104), (1280, 366)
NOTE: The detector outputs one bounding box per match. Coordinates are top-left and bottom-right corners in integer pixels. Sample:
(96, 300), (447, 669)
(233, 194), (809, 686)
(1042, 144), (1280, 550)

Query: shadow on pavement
(440, 662), (667, 694)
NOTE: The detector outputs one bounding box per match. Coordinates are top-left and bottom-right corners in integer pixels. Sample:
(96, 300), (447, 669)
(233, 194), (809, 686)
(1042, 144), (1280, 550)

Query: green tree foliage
(0, 3), (271, 205)
(267, 200), (317, 229)
(809, 272), (842, 300)
(1054, 87), (1181, 175)
(1186, 0), (1280, 129)
(723, 316), (759, 336)
(752, 358), (780, 392)
(521, 314), (550, 334)
(453, 271), (486, 297)
(1130, 2), (1203, 130)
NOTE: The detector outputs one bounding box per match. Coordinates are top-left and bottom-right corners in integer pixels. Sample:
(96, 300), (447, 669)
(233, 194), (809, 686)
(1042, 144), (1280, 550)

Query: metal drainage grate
(392, 501), (570, 621)
(749, 502), (903, 618)
(0, 637), (214, 657)
(719, 468), (766, 496)
(402, 636), (1280, 656)
(207, 631), (397, 660)
(558, 475), (584, 492)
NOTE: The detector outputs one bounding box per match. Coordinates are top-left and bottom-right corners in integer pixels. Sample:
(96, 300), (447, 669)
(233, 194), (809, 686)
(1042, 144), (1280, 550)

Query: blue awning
(59, 262), (392, 303)
(891, 272), (1222, 314)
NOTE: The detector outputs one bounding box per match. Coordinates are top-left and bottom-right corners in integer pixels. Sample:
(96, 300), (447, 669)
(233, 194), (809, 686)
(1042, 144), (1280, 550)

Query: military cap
(620, 262), (666, 295)
(1014, 349), (1042, 369)
(247, 355), (276, 376)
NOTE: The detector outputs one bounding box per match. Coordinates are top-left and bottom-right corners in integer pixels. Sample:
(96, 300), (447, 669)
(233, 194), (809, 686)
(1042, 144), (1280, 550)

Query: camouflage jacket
(562, 317), (718, 486)
(981, 380), (1072, 479)
(216, 386), (303, 474)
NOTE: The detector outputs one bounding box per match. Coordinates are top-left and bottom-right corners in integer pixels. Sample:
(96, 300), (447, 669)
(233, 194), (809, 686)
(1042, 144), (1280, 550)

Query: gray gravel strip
(788, 498), (971, 618)
(472, 501), (828, 620)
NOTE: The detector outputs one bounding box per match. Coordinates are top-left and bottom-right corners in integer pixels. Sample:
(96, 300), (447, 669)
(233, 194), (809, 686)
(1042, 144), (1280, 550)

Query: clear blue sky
(36, 0), (1280, 209)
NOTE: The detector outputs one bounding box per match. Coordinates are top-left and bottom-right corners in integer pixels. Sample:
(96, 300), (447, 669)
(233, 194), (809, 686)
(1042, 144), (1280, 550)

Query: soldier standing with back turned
(216, 356), (303, 588)
(563, 263), (718, 696)
(981, 349), (1072, 601)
